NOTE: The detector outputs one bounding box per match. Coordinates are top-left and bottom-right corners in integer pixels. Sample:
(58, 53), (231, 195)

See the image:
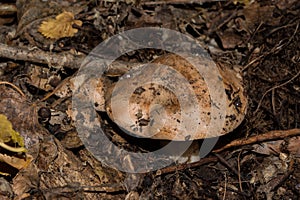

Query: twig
(0, 43), (83, 69)
(266, 22), (299, 38)
(141, 0), (226, 5)
(40, 76), (73, 102)
(214, 153), (239, 178)
(0, 81), (25, 97)
(213, 129), (300, 153)
(155, 157), (218, 176)
(254, 70), (300, 114)
(222, 172), (227, 200)
(237, 151), (243, 192)
(0, 43), (142, 72)
(241, 53), (264, 72)
(81, 183), (126, 193)
(242, 23), (299, 72)
(41, 183), (125, 194)
(271, 89), (276, 116)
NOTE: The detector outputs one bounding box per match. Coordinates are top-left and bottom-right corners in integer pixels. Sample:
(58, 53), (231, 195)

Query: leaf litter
(0, 0), (299, 199)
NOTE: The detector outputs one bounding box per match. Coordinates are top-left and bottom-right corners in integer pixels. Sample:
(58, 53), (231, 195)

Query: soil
(0, 0), (299, 199)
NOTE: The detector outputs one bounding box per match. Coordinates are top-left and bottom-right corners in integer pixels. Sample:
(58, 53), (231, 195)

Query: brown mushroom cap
(105, 54), (247, 140)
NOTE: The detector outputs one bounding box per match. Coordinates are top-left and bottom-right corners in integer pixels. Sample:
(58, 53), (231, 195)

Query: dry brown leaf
(0, 85), (48, 161)
(0, 154), (32, 170)
(252, 136), (300, 157)
(233, 0), (250, 5)
(12, 162), (39, 199)
(38, 11), (82, 39)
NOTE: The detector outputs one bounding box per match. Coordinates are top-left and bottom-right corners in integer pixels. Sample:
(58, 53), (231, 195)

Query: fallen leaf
(0, 177), (13, 199)
(233, 0), (250, 5)
(252, 136), (300, 157)
(0, 154), (32, 170)
(38, 11), (82, 39)
(0, 114), (26, 153)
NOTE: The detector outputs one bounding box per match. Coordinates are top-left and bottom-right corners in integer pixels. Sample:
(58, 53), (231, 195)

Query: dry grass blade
(0, 81), (25, 97)
(254, 70), (300, 114)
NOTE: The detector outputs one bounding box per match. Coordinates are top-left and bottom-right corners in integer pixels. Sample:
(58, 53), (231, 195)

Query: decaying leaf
(233, 0), (250, 5)
(0, 154), (32, 170)
(252, 136), (300, 157)
(38, 11), (82, 39)
(0, 114), (26, 153)
(0, 114), (30, 176)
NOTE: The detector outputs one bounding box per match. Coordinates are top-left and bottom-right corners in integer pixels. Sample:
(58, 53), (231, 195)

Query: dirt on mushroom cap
(105, 53), (248, 140)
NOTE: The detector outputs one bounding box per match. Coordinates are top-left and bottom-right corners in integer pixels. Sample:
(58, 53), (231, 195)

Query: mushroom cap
(105, 54), (247, 140)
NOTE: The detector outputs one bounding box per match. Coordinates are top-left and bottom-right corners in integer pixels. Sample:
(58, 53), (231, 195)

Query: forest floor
(0, 0), (299, 199)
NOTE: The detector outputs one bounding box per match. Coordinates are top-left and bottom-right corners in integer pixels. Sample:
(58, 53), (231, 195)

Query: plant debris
(0, 114), (26, 153)
(0, 0), (299, 199)
(38, 11), (82, 39)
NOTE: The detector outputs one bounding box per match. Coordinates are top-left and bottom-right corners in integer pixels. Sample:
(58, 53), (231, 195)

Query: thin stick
(0, 81), (25, 97)
(222, 172), (227, 200)
(155, 157), (218, 176)
(0, 43), (141, 72)
(0, 43), (83, 69)
(141, 0), (225, 5)
(271, 89), (276, 116)
(213, 129), (300, 153)
(237, 151), (243, 192)
(40, 76), (72, 102)
(214, 153), (239, 177)
(242, 23), (299, 72)
(241, 54), (264, 72)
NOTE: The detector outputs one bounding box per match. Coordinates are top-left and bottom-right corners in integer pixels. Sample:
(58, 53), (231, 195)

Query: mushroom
(98, 53), (247, 141)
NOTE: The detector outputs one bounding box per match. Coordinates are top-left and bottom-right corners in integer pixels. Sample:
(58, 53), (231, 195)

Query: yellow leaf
(38, 11), (82, 39)
(0, 114), (26, 153)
